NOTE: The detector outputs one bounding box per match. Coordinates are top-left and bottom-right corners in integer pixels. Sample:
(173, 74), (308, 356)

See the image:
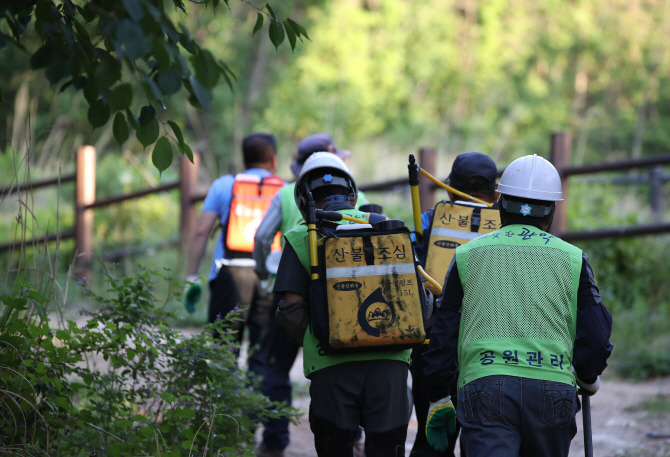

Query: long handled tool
(408, 154), (424, 238)
(306, 192), (320, 280)
(582, 394), (594, 457)
(407, 153), (494, 211)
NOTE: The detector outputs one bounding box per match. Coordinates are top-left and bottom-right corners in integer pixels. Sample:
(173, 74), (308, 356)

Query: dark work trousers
(410, 344), (462, 457)
(457, 375), (578, 457)
(247, 293), (300, 451)
(309, 360), (410, 457)
(208, 264), (273, 351)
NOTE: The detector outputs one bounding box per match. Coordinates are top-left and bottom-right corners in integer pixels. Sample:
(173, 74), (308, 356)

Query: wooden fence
(1, 134), (669, 277)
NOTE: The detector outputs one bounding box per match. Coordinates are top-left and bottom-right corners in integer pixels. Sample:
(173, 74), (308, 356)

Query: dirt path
(276, 359), (670, 457)
(66, 319), (669, 456)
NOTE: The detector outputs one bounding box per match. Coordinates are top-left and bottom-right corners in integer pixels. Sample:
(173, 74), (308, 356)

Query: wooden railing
(2, 135), (669, 278)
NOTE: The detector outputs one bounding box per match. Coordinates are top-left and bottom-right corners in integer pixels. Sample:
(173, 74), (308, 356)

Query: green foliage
(624, 393), (670, 416)
(0, 267), (294, 455)
(0, 0), (308, 169)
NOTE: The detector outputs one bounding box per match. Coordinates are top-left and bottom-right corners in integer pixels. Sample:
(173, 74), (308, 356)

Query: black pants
(247, 293), (300, 451)
(410, 344), (462, 457)
(309, 360), (410, 457)
(208, 264), (273, 349)
(458, 376), (577, 457)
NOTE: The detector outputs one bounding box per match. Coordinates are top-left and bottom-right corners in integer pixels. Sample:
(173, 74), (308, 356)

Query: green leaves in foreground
(264, 4), (309, 52)
(7, 0), (309, 170)
(0, 269), (297, 452)
(152, 137), (173, 174)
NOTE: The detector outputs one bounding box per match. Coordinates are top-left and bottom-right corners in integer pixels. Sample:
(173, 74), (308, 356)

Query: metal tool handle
(582, 394), (593, 457)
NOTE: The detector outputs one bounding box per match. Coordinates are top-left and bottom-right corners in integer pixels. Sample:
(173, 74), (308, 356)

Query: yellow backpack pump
(305, 193), (428, 354)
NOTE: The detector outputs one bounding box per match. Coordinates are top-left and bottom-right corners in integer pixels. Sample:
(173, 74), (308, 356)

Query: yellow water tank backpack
(310, 217), (427, 354)
(424, 201), (501, 295)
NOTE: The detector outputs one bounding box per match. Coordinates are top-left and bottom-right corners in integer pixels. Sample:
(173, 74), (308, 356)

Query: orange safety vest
(225, 173), (284, 255)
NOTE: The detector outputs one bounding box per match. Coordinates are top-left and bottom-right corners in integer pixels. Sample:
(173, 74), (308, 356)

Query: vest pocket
(461, 375), (502, 423)
(541, 380), (577, 428)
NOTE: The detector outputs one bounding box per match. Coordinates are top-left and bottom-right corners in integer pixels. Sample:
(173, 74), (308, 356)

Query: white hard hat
(294, 152), (358, 209)
(497, 154), (563, 201)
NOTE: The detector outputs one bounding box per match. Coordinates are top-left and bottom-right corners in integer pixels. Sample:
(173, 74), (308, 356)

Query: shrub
(0, 266), (294, 456)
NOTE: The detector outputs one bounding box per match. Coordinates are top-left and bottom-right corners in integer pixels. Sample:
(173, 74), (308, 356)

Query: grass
(624, 394), (670, 416)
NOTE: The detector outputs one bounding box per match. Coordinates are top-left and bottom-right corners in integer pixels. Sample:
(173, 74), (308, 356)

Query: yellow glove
(426, 395), (457, 452)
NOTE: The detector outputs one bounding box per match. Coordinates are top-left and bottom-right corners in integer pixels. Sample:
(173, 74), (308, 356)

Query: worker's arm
(284, 292), (305, 303)
(423, 257), (463, 401)
(253, 192), (283, 280)
(572, 253), (613, 384)
(187, 211), (218, 276)
(273, 242), (311, 298)
(273, 242), (311, 344)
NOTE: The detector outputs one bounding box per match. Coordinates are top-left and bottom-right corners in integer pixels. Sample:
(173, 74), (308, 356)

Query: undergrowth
(0, 265), (295, 456)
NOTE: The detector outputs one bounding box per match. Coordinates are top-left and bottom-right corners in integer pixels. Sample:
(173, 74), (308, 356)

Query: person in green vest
(423, 154), (613, 457)
(273, 152), (411, 457)
(250, 134), (369, 457)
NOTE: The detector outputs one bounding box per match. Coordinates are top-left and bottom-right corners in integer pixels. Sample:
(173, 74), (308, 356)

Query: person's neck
(246, 163), (274, 172)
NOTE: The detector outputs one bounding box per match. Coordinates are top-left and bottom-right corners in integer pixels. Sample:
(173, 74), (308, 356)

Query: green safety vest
(455, 224), (582, 392)
(279, 184), (369, 248)
(283, 208), (411, 378)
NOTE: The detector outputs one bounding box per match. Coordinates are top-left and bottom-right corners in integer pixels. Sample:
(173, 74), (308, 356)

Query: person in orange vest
(186, 133), (284, 351)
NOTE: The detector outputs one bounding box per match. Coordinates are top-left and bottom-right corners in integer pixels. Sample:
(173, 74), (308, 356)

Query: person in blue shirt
(186, 133), (282, 349)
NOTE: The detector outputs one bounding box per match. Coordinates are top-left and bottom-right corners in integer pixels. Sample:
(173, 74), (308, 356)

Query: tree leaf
(167, 120), (184, 144)
(265, 3), (278, 22)
(71, 18), (90, 41)
(46, 60), (72, 84)
(191, 49), (219, 89)
(157, 68), (182, 94)
(283, 21), (296, 51)
(152, 38), (170, 70)
(116, 19), (151, 60)
(268, 20), (284, 51)
(121, 0), (144, 21)
(286, 18), (303, 41)
(109, 83), (133, 111)
(188, 75), (211, 108)
(287, 18), (310, 41)
(252, 13), (263, 36)
(138, 105), (156, 126)
(136, 116), (159, 149)
(113, 112), (130, 146)
(88, 99), (111, 129)
(94, 51), (122, 90)
(177, 141), (193, 163)
(152, 137), (173, 174)
(126, 108), (139, 130)
(30, 44), (58, 69)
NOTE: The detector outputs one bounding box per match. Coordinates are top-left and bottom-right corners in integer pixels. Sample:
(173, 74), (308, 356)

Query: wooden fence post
(419, 147), (437, 212)
(75, 146), (96, 279)
(180, 153), (200, 255)
(549, 132), (572, 236)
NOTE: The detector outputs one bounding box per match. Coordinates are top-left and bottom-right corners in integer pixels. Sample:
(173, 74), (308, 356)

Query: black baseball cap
(290, 133), (351, 177)
(448, 152), (497, 191)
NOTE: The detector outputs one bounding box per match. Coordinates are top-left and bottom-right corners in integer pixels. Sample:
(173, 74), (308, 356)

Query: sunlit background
(1, 0), (669, 381)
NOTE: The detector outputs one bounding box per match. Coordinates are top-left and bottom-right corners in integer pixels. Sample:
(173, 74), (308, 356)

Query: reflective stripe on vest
(226, 174), (283, 253)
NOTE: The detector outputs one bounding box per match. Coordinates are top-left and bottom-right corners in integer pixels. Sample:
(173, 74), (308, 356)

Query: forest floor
(265, 351), (670, 457)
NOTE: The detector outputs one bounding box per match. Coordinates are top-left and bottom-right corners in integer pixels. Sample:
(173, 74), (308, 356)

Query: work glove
(426, 395), (457, 452)
(572, 367), (600, 396)
(184, 275), (202, 314)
